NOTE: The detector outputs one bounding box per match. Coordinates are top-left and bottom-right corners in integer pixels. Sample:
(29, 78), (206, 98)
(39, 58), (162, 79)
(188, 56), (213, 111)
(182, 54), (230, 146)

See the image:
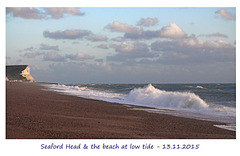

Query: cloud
(23, 46), (35, 52)
(151, 38), (235, 64)
(124, 30), (160, 39)
(158, 23), (187, 39)
(124, 23), (187, 40)
(43, 29), (92, 40)
(96, 44), (109, 49)
(137, 17), (158, 27)
(113, 42), (149, 54)
(215, 9), (235, 20)
(23, 52), (45, 58)
(6, 7), (44, 19)
(6, 7), (84, 20)
(151, 38), (235, 53)
(43, 7), (84, 19)
(43, 52), (66, 62)
(105, 21), (142, 33)
(198, 33), (228, 38)
(111, 37), (125, 42)
(108, 42), (157, 61)
(40, 43), (59, 51)
(85, 35), (108, 42)
(65, 53), (95, 61)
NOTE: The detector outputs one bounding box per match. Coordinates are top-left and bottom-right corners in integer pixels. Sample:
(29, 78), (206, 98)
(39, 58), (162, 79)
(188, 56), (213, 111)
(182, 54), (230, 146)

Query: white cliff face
(20, 66), (35, 82)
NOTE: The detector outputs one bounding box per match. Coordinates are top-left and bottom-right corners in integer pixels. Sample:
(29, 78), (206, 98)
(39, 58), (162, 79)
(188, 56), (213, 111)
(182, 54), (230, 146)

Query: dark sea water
(42, 83), (236, 131)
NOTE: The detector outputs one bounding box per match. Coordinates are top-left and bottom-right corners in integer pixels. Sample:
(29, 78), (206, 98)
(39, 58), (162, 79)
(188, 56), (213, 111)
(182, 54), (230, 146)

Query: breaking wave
(126, 84), (209, 110)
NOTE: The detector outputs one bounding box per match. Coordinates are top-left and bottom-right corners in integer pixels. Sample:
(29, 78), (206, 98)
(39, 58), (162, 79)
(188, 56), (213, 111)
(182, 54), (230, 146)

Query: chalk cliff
(6, 65), (35, 82)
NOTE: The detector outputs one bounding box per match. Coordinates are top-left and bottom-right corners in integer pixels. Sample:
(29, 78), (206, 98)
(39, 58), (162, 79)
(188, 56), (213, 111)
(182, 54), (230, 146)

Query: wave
(196, 85), (206, 89)
(126, 84), (209, 110)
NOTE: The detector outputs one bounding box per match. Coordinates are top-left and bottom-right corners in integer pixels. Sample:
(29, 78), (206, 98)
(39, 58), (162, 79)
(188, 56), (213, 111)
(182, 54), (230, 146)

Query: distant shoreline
(6, 81), (236, 139)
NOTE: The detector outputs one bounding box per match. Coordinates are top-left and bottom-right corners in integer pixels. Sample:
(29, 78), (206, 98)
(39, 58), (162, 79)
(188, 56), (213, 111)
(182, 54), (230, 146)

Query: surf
(42, 83), (236, 125)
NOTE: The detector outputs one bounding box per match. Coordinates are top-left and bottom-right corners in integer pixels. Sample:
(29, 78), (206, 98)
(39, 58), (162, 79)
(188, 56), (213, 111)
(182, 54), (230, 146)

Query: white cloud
(105, 21), (142, 33)
(159, 23), (187, 39)
(215, 9), (235, 20)
(124, 23), (187, 40)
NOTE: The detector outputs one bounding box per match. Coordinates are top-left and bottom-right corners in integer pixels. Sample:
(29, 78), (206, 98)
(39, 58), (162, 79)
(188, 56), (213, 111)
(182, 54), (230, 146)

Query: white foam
(214, 124), (236, 131)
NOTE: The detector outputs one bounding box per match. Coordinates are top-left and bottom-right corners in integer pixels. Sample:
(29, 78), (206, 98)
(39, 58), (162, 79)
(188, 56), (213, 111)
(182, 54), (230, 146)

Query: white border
(1, 0), (239, 156)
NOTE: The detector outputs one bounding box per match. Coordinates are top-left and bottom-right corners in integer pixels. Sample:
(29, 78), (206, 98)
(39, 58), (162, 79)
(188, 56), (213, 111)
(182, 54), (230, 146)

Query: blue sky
(6, 7), (236, 83)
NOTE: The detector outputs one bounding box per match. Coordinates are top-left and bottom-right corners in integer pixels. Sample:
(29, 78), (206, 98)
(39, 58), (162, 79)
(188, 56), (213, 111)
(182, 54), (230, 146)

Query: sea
(42, 83), (236, 131)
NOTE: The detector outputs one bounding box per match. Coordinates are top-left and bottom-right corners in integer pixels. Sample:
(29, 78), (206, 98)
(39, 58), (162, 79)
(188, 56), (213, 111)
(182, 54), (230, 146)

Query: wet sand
(6, 82), (235, 139)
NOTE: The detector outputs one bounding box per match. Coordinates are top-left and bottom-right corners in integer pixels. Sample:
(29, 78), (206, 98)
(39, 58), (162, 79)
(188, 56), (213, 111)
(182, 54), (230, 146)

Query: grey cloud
(40, 43), (59, 51)
(6, 7), (44, 19)
(85, 35), (108, 42)
(137, 17), (158, 27)
(23, 46), (35, 52)
(198, 33), (228, 38)
(65, 53), (95, 61)
(124, 30), (160, 39)
(151, 38), (236, 64)
(111, 37), (125, 42)
(96, 44), (109, 49)
(43, 52), (66, 62)
(43, 7), (84, 19)
(7, 7), (84, 20)
(108, 42), (157, 62)
(151, 38), (235, 53)
(23, 52), (45, 58)
(215, 9), (236, 20)
(43, 29), (92, 40)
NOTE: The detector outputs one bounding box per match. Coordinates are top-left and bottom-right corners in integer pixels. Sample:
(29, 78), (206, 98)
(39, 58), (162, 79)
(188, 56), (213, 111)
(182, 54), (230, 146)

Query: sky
(6, 7), (236, 84)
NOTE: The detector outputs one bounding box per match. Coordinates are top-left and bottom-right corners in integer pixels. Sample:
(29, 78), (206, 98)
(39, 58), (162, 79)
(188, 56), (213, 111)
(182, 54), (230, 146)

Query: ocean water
(42, 83), (236, 131)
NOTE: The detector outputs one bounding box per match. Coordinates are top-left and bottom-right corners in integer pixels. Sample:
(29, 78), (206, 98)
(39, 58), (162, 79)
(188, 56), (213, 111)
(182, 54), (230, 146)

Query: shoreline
(6, 82), (236, 139)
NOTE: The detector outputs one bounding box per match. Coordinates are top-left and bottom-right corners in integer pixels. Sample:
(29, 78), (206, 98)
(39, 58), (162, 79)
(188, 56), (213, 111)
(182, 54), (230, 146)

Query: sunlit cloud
(105, 21), (142, 33)
(215, 9), (235, 20)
